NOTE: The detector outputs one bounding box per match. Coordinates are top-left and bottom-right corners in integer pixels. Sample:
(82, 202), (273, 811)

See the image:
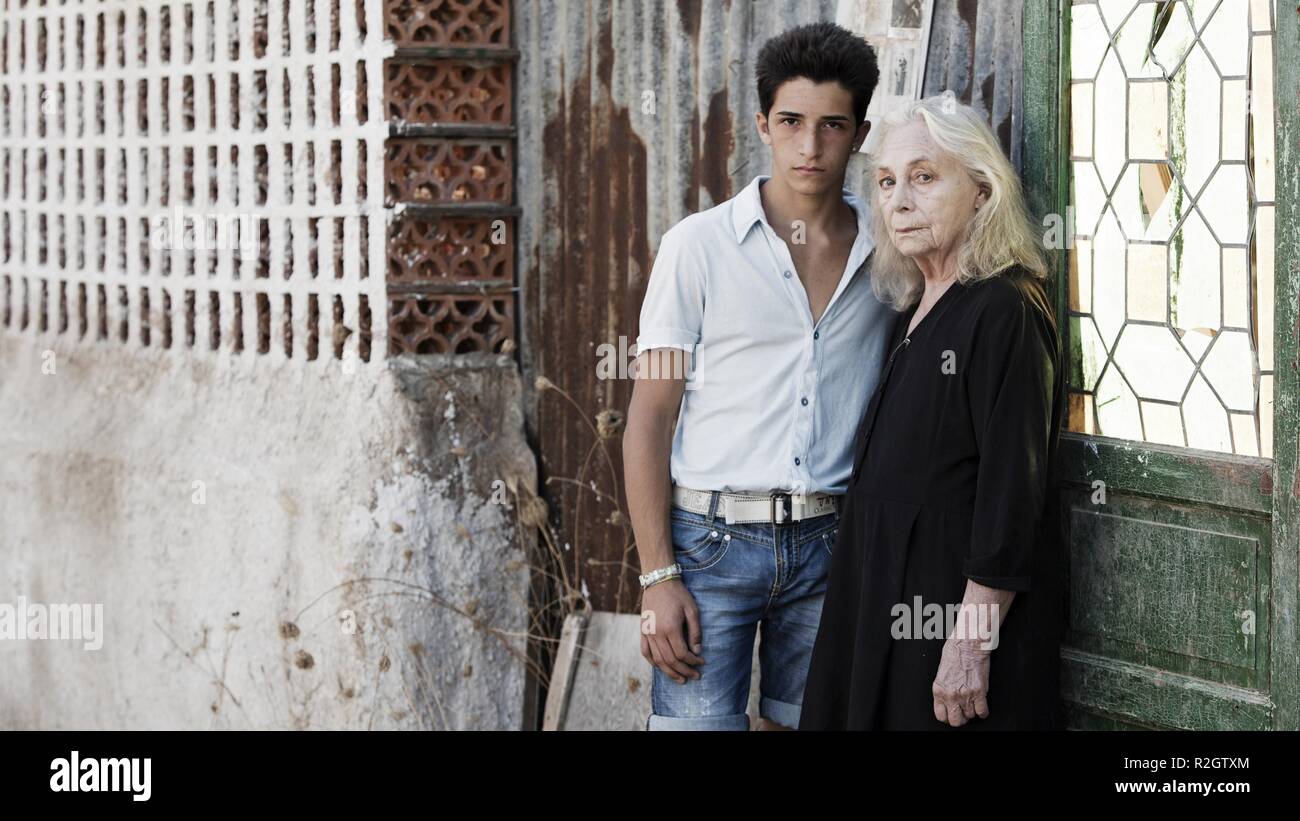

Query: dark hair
(756, 22), (880, 125)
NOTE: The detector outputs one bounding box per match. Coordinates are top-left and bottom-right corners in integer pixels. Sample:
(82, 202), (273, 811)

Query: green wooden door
(1024, 0), (1300, 730)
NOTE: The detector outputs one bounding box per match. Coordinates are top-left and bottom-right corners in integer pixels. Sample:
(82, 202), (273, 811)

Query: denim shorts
(645, 493), (839, 731)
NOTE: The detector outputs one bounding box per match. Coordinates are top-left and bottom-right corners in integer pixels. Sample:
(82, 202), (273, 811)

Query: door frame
(1021, 0), (1300, 729)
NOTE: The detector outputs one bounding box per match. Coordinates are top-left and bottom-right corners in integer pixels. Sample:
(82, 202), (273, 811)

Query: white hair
(866, 95), (1048, 311)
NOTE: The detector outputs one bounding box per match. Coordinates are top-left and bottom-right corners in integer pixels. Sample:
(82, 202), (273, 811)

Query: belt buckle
(769, 492), (792, 525)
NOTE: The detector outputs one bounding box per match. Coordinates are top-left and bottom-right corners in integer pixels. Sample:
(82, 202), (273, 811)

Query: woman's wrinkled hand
(931, 637), (992, 727)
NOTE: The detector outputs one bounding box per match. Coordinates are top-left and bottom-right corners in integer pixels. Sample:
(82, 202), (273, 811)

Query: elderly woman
(798, 96), (1064, 730)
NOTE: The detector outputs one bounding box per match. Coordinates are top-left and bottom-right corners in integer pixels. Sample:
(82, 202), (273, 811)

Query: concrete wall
(0, 336), (535, 730)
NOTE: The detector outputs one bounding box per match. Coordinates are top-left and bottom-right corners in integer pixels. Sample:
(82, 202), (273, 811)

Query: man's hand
(640, 579), (704, 684)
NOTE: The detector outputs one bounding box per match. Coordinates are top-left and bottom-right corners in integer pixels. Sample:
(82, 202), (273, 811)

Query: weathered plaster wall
(0, 336), (534, 730)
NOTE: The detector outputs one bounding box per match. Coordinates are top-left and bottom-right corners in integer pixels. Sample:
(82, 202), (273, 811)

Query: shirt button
(801, 397), (808, 406)
(813, 330), (820, 340)
(783, 270), (792, 279)
(794, 457), (801, 466)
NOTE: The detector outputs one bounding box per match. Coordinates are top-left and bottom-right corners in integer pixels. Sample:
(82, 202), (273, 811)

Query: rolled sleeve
(635, 225), (704, 355)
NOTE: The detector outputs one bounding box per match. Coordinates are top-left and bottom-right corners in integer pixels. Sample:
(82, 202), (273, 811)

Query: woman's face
(873, 118), (987, 264)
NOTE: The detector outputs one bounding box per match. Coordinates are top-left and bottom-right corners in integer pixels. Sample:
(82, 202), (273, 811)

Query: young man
(624, 22), (891, 731)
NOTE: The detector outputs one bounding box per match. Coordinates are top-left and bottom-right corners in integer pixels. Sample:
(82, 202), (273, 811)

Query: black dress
(799, 268), (1065, 731)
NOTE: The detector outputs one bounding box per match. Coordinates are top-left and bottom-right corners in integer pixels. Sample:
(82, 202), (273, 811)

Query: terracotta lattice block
(385, 60), (511, 125)
(385, 138), (511, 204)
(387, 214), (511, 285)
(385, 0), (510, 48)
(388, 293), (514, 354)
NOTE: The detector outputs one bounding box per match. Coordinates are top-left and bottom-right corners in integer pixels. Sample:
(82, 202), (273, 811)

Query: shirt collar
(730, 174), (876, 259)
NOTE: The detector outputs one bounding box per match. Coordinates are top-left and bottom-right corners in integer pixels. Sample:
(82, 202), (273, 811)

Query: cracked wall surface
(0, 337), (534, 730)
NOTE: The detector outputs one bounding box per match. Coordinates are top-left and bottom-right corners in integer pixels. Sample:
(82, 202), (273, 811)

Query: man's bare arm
(624, 349), (686, 574)
(624, 348), (703, 682)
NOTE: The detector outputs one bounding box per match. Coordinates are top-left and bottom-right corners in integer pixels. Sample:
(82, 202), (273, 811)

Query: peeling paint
(0, 338), (535, 729)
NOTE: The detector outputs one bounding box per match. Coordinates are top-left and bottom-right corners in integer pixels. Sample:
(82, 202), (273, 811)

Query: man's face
(757, 77), (871, 193)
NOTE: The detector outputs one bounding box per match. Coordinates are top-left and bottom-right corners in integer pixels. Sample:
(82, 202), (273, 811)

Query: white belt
(672, 486), (839, 525)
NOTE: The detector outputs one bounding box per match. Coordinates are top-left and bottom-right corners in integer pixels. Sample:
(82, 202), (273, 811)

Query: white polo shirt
(635, 173), (894, 495)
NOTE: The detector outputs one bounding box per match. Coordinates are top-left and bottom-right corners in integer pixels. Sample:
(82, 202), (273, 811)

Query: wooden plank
(1062, 703), (1163, 730)
(1056, 433), (1273, 515)
(541, 611), (589, 731)
(1062, 649), (1273, 731)
(1021, 0), (1065, 319)
(1062, 488), (1270, 689)
(1269, 5), (1300, 731)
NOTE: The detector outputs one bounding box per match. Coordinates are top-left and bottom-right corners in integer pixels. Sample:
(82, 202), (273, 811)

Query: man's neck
(759, 172), (854, 239)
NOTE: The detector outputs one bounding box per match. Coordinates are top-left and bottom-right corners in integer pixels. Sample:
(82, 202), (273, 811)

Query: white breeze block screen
(0, 0), (387, 365)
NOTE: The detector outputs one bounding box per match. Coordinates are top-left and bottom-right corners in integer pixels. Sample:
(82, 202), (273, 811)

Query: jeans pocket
(821, 526), (838, 556)
(669, 516), (729, 570)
